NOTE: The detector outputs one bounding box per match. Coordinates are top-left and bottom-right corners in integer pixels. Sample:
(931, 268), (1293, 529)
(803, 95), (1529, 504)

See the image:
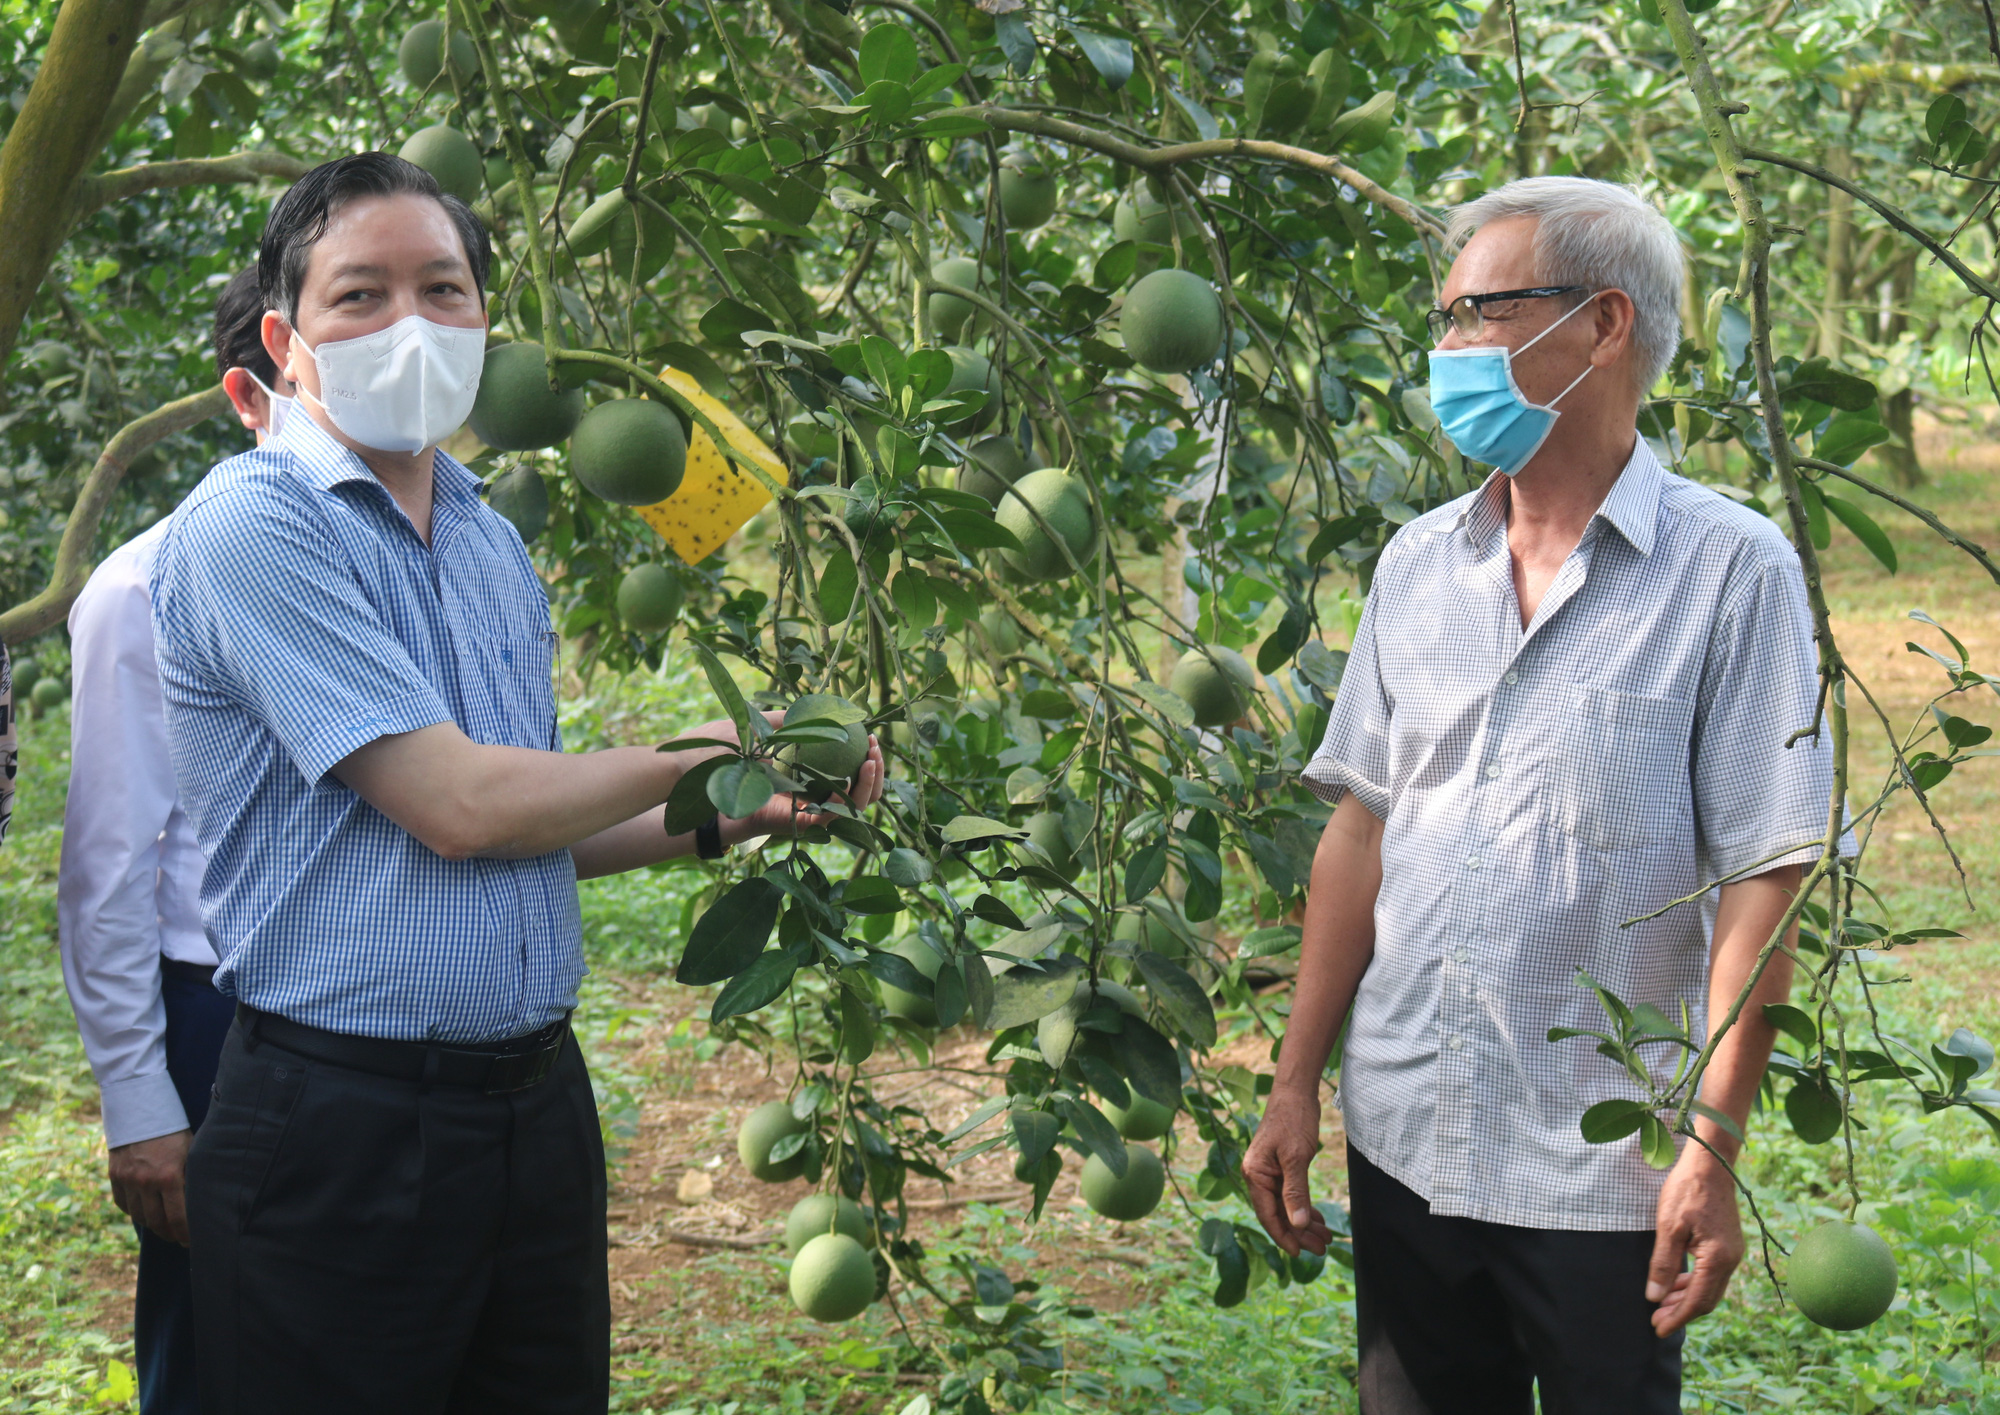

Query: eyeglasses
(1425, 286), (1588, 344)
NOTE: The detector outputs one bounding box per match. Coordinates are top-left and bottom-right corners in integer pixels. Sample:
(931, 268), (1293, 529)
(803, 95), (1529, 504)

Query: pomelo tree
(1, 0), (1997, 1393)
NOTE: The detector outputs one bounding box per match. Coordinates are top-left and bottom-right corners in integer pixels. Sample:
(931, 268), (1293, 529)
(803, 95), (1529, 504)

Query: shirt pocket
(485, 632), (557, 750)
(1553, 687), (1694, 853)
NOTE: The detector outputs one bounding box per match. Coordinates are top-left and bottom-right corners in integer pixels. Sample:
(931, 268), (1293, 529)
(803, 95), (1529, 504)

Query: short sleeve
(155, 483), (453, 786)
(1690, 559), (1844, 879)
(1300, 588), (1394, 818)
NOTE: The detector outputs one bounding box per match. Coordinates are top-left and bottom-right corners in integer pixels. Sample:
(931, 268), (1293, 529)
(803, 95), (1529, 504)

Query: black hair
(212, 267), (277, 384)
(257, 152), (491, 324)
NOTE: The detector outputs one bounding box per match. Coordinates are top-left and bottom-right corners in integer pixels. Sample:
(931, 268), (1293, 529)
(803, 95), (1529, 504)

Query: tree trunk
(0, 0), (152, 379)
(1873, 253), (1924, 488)
(1813, 145), (1852, 361)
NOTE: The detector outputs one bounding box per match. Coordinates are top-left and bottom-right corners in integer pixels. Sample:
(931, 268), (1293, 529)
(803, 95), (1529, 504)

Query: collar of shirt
(1455, 437), (1664, 559)
(273, 409), (485, 544)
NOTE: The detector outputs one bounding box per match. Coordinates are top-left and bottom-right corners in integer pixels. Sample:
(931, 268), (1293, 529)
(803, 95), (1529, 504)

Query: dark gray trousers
(1349, 1144), (1684, 1415)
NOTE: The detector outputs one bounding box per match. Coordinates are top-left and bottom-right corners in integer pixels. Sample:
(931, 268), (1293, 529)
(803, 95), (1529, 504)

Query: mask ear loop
(1508, 291), (1600, 412)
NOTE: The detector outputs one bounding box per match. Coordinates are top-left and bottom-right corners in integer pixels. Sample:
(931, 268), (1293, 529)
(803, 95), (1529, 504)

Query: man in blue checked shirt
(1243, 178), (1842, 1413)
(150, 152), (883, 1415)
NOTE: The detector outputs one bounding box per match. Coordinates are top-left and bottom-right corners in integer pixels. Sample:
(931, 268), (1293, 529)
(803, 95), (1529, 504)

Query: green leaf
(1944, 716), (1994, 751)
(1761, 1002), (1819, 1052)
(883, 847), (933, 887)
(1239, 925), (1303, 958)
(677, 876), (784, 985)
(935, 507), (1024, 551)
(818, 547), (858, 621)
(1060, 1095), (1127, 1174)
(1067, 26), (1133, 89)
(1813, 415), (1891, 467)
(1012, 1108), (1061, 1165)
(1822, 493), (1898, 573)
(981, 956), (1084, 1030)
(1109, 1013), (1183, 1108)
(858, 22), (920, 86)
(933, 959), (968, 1028)
(663, 754), (732, 834)
(1578, 1098), (1649, 1144)
(1786, 1075), (1843, 1144)
(841, 876), (903, 915)
(710, 948), (802, 1022)
(861, 334), (907, 397)
(971, 893), (1028, 930)
(1124, 838), (1169, 904)
(1929, 92), (1969, 145)
(1134, 950), (1218, 1049)
(707, 758), (775, 819)
(940, 814), (1028, 844)
(688, 641), (753, 744)
(1094, 240), (1138, 291)
(1638, 1114), (1678, 1169)
(1716, 302), (1751, 375)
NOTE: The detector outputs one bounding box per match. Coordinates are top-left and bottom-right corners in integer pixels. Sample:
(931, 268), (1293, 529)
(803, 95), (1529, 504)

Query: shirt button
(1503, 670), (1520, 685)
(1485, 762), (1502, 778)
(1454, 948), (1471, 963)
(1465, 856), (1481, 870)
(1448, 1035), (1464, 1050)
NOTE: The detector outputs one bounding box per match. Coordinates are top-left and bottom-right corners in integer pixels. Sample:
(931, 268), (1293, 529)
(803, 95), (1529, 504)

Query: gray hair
(1444, 177), (1686, 392)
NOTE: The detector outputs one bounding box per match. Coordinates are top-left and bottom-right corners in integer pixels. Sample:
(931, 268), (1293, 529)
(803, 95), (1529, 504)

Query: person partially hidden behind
(150, 152), (884, 1414)
(1242, 177), (1843, 1413)
(57, 267), (293, 1415)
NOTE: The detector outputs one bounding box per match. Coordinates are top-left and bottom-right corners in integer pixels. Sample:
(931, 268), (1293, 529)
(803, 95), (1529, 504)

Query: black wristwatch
(693, 812), (726, 860)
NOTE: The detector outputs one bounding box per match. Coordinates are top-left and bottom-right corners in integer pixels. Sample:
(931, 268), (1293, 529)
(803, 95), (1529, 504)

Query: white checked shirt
(1303, 439), (1836, 1230)
(58, 521), (214, 1149)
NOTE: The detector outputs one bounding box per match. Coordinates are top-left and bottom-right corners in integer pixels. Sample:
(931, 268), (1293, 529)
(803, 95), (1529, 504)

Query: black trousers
(186, 1018), (610, 1415)
(1348, 1145), (1683, 1415)
(135, 962), (236, 1415)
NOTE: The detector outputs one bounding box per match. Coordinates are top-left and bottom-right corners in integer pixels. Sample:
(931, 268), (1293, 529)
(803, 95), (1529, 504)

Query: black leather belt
(236, 1003), (570, 1094)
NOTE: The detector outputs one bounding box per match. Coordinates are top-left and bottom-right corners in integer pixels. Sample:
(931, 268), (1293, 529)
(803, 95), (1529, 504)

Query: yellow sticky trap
(633, 366), (789, 564)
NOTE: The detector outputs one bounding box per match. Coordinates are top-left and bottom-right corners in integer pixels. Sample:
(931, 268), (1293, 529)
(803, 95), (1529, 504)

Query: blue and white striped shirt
(150, 413), (582, 1042)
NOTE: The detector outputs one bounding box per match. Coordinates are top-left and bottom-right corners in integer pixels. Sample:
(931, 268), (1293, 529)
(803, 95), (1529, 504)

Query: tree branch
(963, 104), (1443, 238)
(1743, 146), (2000, 305)
(70, 151), (313, 226)
(0, 384), (231, 645)
(1798, 457), (2000, 584)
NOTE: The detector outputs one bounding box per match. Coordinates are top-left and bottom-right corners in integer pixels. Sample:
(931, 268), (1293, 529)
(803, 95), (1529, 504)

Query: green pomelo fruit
(956, 434), (1029, 505)
(486, 465), (550, 544)
(998, 158), (1059, 229)
(10, 658), (40, 697)
(1024, 812), (1078, 880)
(995, 468), (1095, 582)
(399, 124), (484, 205)
(784, 693), (869, 785)
(398, 21), (477, 88)
(929, 257), (983, 344)
(32, 677), (68, 712)
(941, 345), (1001, 432)
(616, 564), (682, 634)
(569, 399), (687, 506)
(468, 344), (586, 451)
(1103, 1093), (1176, 1142)
(879, 936), (943, 1027)
(242, 38), (281, 78)
(1114, 904), (1188, 959)
(1169, 645), (1255, 727)
(789, 1233), (876, 1322)
(1081, 1144), (1166, 1222)
(1111, 194), (1202, 247)
(785, 1194), (870, 1255)
(565, 189), (675, 277)
(1121, 268), (1225, 375)
(1789, 1222), (1898, 1330)
(979, 606), (1021, 656)
(738, 1099), (809, 1183)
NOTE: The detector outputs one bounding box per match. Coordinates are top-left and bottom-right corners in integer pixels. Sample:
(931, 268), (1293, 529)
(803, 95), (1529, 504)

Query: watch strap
(693, 812), (725, 860)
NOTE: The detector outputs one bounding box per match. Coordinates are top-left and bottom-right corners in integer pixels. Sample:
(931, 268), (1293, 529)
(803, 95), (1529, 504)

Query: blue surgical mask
(1426, 294), (1597, 476)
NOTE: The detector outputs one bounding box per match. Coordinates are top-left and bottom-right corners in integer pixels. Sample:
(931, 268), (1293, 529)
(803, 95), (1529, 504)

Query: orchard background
(1, 0), (1999, 1407)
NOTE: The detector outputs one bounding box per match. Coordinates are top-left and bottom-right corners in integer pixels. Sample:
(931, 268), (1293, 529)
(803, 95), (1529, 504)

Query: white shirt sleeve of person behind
(56, 520), (215, 1149)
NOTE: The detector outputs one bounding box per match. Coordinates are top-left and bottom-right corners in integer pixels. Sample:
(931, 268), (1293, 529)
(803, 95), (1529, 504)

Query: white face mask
(284, 313), (486, 455)
(239, 369), (295, 442)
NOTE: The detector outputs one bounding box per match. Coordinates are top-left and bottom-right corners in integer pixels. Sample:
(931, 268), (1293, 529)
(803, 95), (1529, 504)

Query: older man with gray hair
(1243, 176), (1835, 1411)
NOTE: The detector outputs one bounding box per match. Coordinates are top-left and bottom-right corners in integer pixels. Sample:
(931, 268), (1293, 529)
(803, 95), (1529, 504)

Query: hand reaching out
(676, 710), (887, 846)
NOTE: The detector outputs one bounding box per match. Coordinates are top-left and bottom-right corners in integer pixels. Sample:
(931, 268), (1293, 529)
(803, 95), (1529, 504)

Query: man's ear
(261, 309), (297, 383)
(220, 368), (267, 433)
(1590, 289), (1639, 370)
